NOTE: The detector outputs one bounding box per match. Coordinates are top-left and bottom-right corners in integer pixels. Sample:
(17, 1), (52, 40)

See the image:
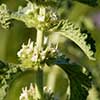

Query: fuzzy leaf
(0, 61), (23, 100)
(60, 64), (92, 100)
(49, 20), (96, 60)
(73, 0), (98, 6)
(46, 57), (92, 100)
(0, 1), (39, 28)
(10, 0), (37, 28)
(0, 4), (11, 29)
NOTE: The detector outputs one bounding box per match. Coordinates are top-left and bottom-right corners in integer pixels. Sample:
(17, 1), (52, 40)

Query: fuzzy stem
(35, 5), (45, 99)
(35, 68), (43, 100)
(35, 28), (44, 99)
(36, 29), (44, 49)
(36, 5), (45, 49)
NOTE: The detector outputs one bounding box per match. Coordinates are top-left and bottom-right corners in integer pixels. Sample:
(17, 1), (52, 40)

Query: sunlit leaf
(49, 20), (96, 60)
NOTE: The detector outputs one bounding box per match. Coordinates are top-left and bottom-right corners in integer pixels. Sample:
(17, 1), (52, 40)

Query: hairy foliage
(0, 0), (97, 100)
(0, 1), (97, 61)
(0, 4), (11, 29)
(0, 61), (23, 100)
(49, 20), (96, 60)
(46, 56), (92, 100)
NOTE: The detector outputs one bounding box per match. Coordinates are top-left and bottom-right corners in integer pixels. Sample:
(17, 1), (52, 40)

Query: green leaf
(10, 0), (37, 28)
(49, 20), (96, 60)
(0, 4), (11, 29)
(46, 57), (92, 100)
(59, 64), (91, 100)
(73, 0), (98, 6)
(0, 1), (39, 28)
(0, 61), (23, 100)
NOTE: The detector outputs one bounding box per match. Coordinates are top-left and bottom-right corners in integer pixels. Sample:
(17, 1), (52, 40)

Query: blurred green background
(0, 0), (100, 100)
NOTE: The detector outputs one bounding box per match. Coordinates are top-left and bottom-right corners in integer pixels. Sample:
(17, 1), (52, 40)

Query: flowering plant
(0, 0), (97, 100)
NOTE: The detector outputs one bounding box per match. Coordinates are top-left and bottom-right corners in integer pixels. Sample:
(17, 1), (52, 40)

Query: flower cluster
(17, 39), (58, 68)
(19, 84), (57, 100)
(44, 87), (55, 100)
(19, 83), (36, 100)
(45, 7), (58, 22)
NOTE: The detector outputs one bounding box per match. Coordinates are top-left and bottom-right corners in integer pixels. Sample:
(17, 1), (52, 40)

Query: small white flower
(19, 83), (35, 100)
(22, 43), (26, 49)
(28, 83), (35, 96)
(22, 0), (38, 15)
(29, 42), (33, 49)
(17, 49), (23, 57)
(38, 15), (45, 22)
(31, 53), (38, 62)
(40, 51), (46, 60)
(25, 48), (31, 54)
(17, 39), (34, 58)
(20, 87), (28, 100)
(50, 12), (57, 21)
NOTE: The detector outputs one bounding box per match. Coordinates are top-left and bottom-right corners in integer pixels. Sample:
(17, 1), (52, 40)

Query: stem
(36, 29), (44, 49)
(35, 68), (43, 100)
(36, 5), (45, 49)
(35, 28), (44, 99)
(35, 5), (45, 99)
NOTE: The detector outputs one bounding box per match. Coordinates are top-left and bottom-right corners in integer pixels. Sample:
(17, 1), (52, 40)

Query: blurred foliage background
(0, 0), (100, 100)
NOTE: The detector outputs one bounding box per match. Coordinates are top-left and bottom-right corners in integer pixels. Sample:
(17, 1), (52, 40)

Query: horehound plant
(0, 0), (98, 100)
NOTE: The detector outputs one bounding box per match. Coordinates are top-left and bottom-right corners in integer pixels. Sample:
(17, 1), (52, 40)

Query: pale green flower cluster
(19, 83), (36, 100)
(17, 39), (57, 68)
(44, 87), (55, 100)
(19, 84), (56, 100)
(11, 0), (58, 30)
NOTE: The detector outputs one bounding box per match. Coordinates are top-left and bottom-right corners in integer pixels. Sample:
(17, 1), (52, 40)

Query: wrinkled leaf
(49, 20), (96, 60)
(0, 61), (23, 100)
(46, 57), (92, 100)
(0, 4), (11, 29)
(73, 0), (98, 6)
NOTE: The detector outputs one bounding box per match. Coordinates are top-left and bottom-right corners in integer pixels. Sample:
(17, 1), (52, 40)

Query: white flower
(19, 83), (35, 100)
(50, 12), (58, 21)
(17, 39), (34, 58)
(28, 83), (35, 96)
(20, 87), (28, 100)
(27, 39), (33, 48)
(17, 49), (23, 57)
(40, 49), (47, 61)
(31, 53), (38, 62)
(38, 15), (45, 22)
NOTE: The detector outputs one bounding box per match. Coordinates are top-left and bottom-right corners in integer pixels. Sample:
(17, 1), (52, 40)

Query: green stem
(36, 6), (45, 49)
(35, 68), (43, 100)
(36, 29), (44, 49)
(35, 28), (44, 99)
(35, 5), (45, 99)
